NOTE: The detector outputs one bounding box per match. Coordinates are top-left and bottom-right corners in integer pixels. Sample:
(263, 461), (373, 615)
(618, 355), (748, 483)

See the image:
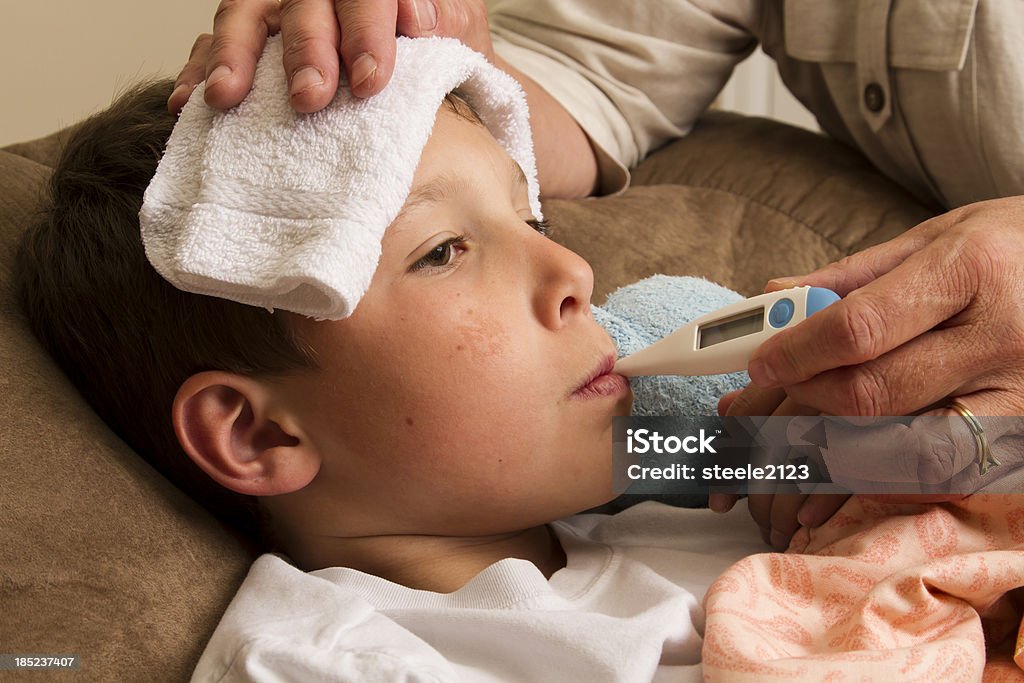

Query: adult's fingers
(716, 389), (742, 416)
(920, 397), (1014, 492)
(748, 231), (976, 390)
(723, 386), (787, 417)
(765, 233), (925, 296)
(169, 34), (214, 113)
(749, 484), (849, 549)
(396, 0), (492, 58)
(708, 493), (740, 513)
(204, 0), (281, 110)
(780, 324), (980, 416)
(279, 0), (342, 111)
(796, 490), (850, 528)
(921, 392), (1024, 489)
(761, 491), (804, 548)
(395, 0), (440, 36)
(335, 0), (399, 98)
(710, 386), (788, 513)
(859, 393), (1024, 502)
(814, 419), (972, 486)
(303, 0), (492, 104)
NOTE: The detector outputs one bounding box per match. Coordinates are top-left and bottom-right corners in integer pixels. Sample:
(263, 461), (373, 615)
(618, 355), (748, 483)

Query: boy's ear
(172, 371), (319, 497)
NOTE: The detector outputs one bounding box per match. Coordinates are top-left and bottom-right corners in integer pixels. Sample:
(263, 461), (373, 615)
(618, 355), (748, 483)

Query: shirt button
(864, 82), (886, 113)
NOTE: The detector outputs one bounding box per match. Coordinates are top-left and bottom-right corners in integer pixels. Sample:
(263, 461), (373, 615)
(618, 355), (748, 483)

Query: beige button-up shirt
(489, 0), (1024, 209)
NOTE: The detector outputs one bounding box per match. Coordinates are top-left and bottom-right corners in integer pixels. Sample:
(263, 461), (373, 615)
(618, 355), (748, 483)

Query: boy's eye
(526, 218), (551, 236)
(411, 235), (466, 271)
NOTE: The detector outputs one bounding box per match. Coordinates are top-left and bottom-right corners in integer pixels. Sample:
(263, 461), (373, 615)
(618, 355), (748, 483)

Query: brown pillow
(0, 144), (251, 681)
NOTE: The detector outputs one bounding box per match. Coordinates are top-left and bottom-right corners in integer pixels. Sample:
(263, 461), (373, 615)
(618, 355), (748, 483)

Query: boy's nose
(531, 234), (594, 330)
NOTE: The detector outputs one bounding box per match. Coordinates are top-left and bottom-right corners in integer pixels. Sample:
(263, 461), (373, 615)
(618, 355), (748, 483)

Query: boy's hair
(15, 80), (317, 542)
(16, 80), (484, 544)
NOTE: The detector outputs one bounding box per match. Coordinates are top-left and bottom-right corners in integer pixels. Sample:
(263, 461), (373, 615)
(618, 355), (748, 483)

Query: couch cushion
(0, 147), (252, 682)
(550, 112), (933, 299)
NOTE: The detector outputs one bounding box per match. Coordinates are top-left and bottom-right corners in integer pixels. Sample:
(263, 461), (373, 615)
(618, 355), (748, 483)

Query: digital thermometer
(613, 286), (840, 377)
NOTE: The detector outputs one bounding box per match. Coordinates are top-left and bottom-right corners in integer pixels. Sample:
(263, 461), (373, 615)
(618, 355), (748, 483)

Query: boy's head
(18, 79), (631, 563)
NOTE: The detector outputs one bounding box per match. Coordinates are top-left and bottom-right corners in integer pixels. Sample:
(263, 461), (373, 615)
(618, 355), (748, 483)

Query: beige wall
(2, 2), (215, 146)
(717, 48), (818, 132)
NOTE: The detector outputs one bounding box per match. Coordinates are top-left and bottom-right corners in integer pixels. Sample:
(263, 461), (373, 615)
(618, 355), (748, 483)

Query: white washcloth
(140, 35), (541, 320)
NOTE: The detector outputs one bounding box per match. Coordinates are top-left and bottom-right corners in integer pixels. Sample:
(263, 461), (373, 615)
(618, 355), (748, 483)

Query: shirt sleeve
(487, 0), (759, 194)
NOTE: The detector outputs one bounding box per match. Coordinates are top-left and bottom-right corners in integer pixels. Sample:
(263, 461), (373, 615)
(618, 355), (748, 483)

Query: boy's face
(278, 106), (632, 538)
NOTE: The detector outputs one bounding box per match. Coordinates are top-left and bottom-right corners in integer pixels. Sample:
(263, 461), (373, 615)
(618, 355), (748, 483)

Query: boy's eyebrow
(394, 158), (530, 227)
(398, 170), (465, 221)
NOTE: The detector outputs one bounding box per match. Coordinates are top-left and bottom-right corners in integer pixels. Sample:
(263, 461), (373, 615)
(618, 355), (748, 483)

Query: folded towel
(593, 274), (750, 509)
(141, 35), (541, 320)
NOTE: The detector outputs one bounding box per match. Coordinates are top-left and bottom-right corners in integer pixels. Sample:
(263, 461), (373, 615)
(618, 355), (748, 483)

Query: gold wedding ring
(947, 400), (1001, 475)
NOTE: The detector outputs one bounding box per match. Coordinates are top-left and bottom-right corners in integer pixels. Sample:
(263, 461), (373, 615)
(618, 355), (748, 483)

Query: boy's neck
(286, 525), (567, 593)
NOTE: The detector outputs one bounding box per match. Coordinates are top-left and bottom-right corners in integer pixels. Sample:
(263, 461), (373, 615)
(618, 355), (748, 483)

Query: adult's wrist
(492, 54), (599, 199)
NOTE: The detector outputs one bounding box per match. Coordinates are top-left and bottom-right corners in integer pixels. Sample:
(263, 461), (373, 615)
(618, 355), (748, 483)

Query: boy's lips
(571, 352), (631, 400)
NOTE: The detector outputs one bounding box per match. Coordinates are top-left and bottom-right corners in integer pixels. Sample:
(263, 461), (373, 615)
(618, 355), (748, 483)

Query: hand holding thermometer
(614, 286), (841, 377)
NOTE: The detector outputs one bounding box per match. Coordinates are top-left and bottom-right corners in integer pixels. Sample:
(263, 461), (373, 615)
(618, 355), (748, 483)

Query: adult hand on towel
(171, 0), (597, 197)
(169, 0), (494, 114)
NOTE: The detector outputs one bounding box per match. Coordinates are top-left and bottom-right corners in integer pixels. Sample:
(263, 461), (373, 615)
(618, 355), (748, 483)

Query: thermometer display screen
(698, 309), (765, 349)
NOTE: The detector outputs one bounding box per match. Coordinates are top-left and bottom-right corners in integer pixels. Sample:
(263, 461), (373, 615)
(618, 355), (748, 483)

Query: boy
(17, 75), (766, 681)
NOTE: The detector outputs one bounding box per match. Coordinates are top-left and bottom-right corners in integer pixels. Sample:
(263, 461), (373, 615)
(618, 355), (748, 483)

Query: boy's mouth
(571, 353), (630, 400)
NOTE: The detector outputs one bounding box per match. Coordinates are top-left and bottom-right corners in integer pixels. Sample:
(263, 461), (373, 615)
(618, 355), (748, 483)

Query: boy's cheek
(452, 315), (511, 361)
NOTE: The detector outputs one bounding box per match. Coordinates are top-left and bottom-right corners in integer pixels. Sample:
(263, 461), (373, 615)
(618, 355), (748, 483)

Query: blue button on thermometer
(614, 286), (840, 376)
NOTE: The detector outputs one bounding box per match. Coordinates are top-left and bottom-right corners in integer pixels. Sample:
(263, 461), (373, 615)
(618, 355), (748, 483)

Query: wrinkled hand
(169, 0), (492, 114)
(742, 196), (1024, 418)
(717, 197), (1024, 546)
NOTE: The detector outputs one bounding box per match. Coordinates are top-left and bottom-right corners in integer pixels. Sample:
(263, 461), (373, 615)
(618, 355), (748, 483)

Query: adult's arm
(486, 0), (758, 194)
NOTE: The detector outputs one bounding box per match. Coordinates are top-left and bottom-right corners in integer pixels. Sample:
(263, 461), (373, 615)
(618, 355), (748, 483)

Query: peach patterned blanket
(703, 495), (1024, 681)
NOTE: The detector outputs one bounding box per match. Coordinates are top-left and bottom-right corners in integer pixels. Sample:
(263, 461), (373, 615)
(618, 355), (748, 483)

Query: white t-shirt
(192, 501), (766, 682)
